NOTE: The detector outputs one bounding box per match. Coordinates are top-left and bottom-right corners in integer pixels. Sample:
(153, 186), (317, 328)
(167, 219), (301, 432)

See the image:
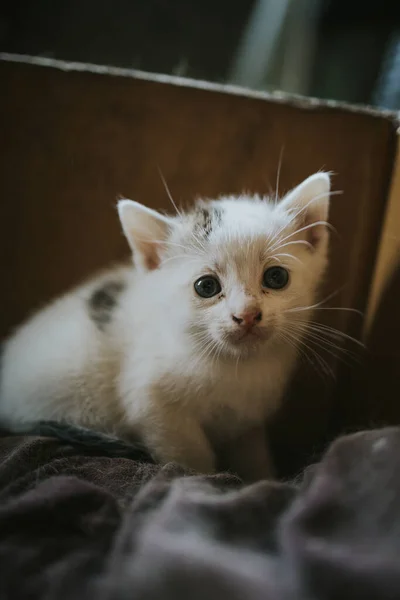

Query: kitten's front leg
(225, 425), (275, 483)
(138, 408), (216, 474)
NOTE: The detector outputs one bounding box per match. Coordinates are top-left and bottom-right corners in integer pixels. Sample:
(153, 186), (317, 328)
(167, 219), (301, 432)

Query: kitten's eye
(262, 267), (289, 290)
(194, 276), (221, 298)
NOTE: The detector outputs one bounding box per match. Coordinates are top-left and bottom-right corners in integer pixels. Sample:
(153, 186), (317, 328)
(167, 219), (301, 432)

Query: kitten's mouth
(227, 326), (272, 346)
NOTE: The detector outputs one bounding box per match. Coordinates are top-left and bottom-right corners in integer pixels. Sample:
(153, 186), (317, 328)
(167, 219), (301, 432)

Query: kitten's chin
(221, 328), (274, 359)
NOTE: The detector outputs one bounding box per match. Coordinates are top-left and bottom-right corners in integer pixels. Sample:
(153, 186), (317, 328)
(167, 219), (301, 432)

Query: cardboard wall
(337, 132), (400, 434)
(366, 137), (400, 334)
(1, 55), (398, 473)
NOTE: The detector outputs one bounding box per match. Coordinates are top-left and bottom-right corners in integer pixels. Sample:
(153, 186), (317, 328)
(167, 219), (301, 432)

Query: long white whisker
(270, 240), (313, 252)
(268, 220), (333, 253)
(300, 307), (363, 316)
(161, 254), (200, 266)
(235, 352), (240, 381)
(295, 320), (365, 349)
(286, 189), (342, 228)
(191, 332), (213, 345)
(284, 288), (345, 314)
(157, 167), (183, 217)
(284, 319), (362, 369)
(298, 333), (347, 366)
(289, 324), (359, 362)
(212, 340), (226, 371)
(194, 339), (216, 364)
(266, 189), (342, 249)
(301, 332), (356, 367)
(272, 252), (302, 265)
(279, 327), (334, 382)
(278, 330), (325, 378)
(135, 237), (191, 253)
(269, 255), (284, 264)
(189, 229), (208, 253)
(275, 146), (284, 206)
(290, 335), (334, 379)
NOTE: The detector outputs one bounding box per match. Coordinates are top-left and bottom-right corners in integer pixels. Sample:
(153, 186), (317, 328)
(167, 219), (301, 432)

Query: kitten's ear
(280, 172), (330, 249)
(118, 199), (173, 270)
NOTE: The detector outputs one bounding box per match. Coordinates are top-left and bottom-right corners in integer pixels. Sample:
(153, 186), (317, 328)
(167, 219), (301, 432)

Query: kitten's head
(118, 173), (331, 359)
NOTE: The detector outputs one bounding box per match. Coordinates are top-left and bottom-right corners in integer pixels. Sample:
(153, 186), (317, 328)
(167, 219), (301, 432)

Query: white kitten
(0, 172), (330, 480)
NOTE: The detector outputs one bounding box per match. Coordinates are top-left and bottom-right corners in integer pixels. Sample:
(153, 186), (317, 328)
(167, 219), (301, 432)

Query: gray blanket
(0, 425), (399, 599)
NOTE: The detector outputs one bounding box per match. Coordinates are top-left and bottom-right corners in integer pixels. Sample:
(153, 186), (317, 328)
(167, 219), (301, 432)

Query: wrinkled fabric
(0, 427), (399, 599)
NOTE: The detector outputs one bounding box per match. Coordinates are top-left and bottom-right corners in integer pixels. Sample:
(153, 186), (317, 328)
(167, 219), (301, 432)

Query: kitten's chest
(172, 358), (289, 436)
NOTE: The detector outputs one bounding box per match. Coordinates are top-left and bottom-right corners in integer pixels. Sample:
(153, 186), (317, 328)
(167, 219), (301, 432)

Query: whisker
(276, 330), (301, 358)
(270, 240), (313, 252)
(289, 324), (360, 362)
(268, 220), (333, 253)
(135, 237), (193, 253)
(189, 229), (208, 253)
(191, 329), (210, 341)
(269, 255), (284, 264)
(193, 335), (222, 365)
(266, 189), (342, 249)
(271, 252), (302, 265)
(279, 327), (334, 382)
(278, 330), (325, 379)
(285, 189), (343, 234)
(191, 332), (214, 346)
(157, 167), (183, 217)
(302, 335), (350, 367)
(193, 340), (213, 363)
(284, 288), (346, 314)
(296, 320), (365, 349)
(283, 320), (362, 369)
(206, 340), (222, 363)
(213, 340), (226, 371)
(161, 254), (200, 266)
(274, 146), (285, 206)
(285, 333), (335, 379)
(303, 307), (363, 316)
(235, 353), (240, 381)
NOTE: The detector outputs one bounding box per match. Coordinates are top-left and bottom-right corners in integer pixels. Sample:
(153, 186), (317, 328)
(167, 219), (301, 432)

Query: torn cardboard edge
(1, 52), (400, 123)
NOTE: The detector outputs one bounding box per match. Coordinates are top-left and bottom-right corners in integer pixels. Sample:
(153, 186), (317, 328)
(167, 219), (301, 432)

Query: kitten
(0, 172), (331, 480)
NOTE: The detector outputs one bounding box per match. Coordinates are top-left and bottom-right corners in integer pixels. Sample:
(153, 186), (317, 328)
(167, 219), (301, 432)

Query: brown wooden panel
(0, 56), (397, 474)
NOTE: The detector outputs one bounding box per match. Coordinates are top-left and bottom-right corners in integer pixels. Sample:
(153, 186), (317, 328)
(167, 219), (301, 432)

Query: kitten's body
(0, 173), (331, 479)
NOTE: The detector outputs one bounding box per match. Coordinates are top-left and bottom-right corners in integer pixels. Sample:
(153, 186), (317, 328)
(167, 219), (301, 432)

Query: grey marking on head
(194, 205), (222, 237)
(88, 280), (126, 331)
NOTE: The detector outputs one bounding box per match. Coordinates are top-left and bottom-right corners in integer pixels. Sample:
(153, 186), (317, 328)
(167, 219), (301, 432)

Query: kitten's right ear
(118, 200), (173, 271)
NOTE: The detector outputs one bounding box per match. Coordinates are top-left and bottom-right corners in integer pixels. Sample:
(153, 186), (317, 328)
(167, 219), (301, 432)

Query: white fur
(0, 173), (331, 480)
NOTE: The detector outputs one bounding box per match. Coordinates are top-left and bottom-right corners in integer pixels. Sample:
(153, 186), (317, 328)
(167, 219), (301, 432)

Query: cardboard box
(1, 54), (399, 474)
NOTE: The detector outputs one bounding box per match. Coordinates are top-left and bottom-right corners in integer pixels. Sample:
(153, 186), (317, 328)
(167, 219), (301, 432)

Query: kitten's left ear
(118, 199), (173, 270)
(280, 172), (330, 249)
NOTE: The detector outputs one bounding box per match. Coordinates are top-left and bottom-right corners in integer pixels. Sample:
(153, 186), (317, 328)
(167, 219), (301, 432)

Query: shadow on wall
(270, 260), (400, 479)
(361, 262), (400, 425)
(323, 260), (400, 468)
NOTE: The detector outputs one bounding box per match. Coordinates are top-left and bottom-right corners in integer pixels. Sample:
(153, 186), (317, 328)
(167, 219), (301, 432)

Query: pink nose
(232, 309), (262, 327)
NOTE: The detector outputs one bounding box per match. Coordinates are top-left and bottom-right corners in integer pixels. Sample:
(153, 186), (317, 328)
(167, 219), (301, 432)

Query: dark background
(1, 0), (400, 108)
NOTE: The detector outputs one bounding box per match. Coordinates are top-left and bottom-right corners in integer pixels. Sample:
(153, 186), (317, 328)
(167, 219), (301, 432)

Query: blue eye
(263, 267), (289, 290)
(194, 276), (221, 298)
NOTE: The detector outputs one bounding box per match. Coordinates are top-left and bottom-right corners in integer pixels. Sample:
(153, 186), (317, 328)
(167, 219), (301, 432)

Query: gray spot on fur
(88, 280), (126, 331)
(195, 205), (222, 237)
